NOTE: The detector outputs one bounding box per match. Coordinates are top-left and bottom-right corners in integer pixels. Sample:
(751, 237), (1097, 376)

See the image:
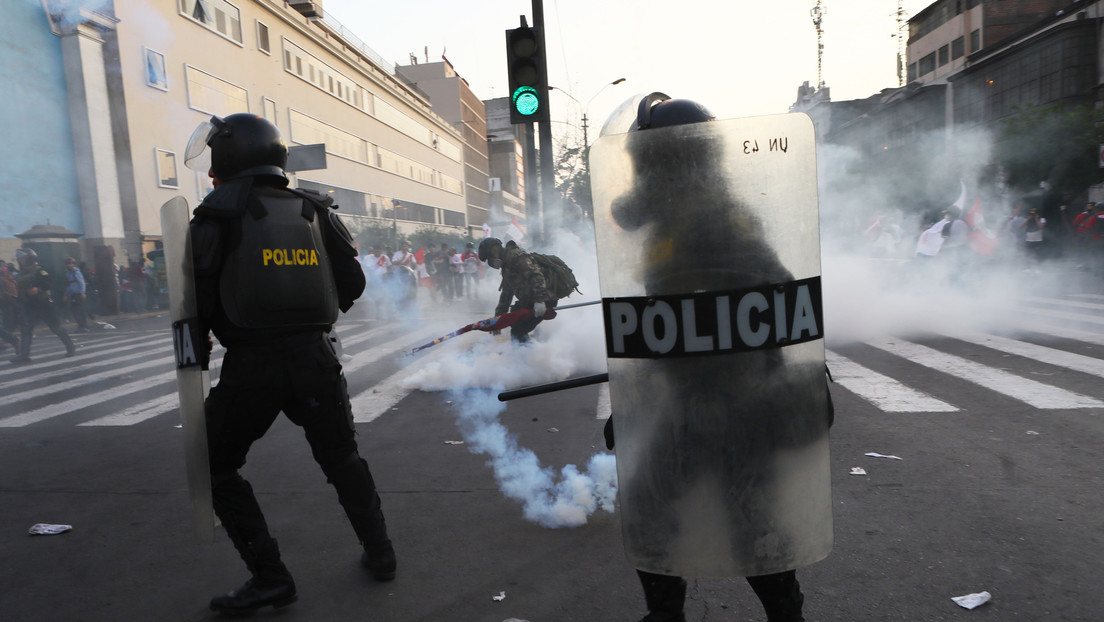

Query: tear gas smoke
(816, 126), (1041, 344)
(443, 389), (617, 529)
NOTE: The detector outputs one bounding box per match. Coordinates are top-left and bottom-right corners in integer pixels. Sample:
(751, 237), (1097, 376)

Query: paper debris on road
(865, 452), (902, 460)
(28, 523), (72, 535)
(547, 427), (559, 433)
(850, 467), (867, 476)
(444, 440), (465, 445)
(492, 591), (506, 601)
(951, 591), (991, 609)
(1026, 430), (1040, 435)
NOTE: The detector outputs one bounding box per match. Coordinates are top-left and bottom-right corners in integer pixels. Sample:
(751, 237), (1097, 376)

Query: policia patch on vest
(603, 276), (822, 358)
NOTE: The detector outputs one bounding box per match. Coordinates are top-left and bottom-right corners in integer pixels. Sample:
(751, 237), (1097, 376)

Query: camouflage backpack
(529, 253), (581, 300)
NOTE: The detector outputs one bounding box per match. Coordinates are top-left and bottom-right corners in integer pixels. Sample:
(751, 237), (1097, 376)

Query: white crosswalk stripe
(865, 337), (1103, 410)
(825, 350), (958, 412)
(8, 290), (1104, 426)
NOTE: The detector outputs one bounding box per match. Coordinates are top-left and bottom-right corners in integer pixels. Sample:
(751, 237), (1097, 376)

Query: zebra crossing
(3, 289), (1104, 429)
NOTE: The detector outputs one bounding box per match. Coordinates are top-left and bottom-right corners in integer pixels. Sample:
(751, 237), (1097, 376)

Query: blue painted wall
(0, 1), (84, 238)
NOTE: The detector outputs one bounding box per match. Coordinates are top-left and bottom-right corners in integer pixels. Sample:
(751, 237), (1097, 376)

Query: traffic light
(505, 24), (547, 124)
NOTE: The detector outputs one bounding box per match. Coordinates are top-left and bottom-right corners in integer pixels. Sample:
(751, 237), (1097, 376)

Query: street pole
(533, 0), (553, 246)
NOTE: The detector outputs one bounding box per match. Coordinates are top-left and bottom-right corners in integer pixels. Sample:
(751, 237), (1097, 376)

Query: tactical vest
(219, 191), (338, 329)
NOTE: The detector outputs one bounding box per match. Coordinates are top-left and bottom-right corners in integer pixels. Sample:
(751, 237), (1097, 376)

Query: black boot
(747, 570), (805, 622)
(324, 454), (396, 581)
(210, 538), (297, 614)
(360, 539), (396, 582)
(637, 570), (686, 622)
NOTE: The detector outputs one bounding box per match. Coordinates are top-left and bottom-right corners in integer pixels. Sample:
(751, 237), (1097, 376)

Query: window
(289, 109), (368, 163)
(256, 21), (270, 54)
(156, 150), (178, 188)
(952, 36), (965, 60)
(263, 98), (277, 124)
(970, 29), (981, 54)
(179, 0), (243, 44)
(908, 62), (917, 82)
(938, 45), (949, 67)
(919, 52), (936, 76)
(145, 48), (168, 90)
(185, 65), (248, 115)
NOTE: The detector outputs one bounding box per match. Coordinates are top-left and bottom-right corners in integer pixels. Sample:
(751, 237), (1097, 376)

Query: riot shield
(589, 113), (831, 577)
(160, 197), (215, 545)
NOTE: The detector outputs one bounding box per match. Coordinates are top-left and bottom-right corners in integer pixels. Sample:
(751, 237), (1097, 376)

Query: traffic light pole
(533, 0), (553, 247)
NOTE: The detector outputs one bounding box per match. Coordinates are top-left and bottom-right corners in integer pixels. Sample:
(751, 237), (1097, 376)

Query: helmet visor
(184, 118), (218, 172)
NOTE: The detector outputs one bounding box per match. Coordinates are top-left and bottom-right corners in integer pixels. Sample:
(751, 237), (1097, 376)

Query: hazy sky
(324, 0), (933, 137)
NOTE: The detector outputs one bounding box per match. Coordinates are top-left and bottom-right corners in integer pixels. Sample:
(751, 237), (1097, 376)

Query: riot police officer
(597, 94), (823, 622)
(183, 113), (395, 614)
(10, 247), (76, 363)
(477, 237), (556, 342)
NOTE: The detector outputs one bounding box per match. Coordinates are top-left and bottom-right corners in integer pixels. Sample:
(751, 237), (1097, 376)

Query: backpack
(529, 252), (581, 300)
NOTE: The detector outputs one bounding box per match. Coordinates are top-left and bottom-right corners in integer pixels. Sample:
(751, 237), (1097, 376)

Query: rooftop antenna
(810, 1), (827, 90)
(893, 0), (909, 86)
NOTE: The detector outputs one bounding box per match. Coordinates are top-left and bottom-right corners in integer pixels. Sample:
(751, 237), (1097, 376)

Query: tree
(994, 103), (1104, 198)
(554, 142), (592, 218)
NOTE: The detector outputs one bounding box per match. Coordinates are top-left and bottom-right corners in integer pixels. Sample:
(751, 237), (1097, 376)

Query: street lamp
(549, 79), (627, 147)
(583, 78), (626, 147)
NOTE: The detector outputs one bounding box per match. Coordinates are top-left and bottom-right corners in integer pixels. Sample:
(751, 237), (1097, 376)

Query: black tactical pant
(19, 300), (74, 357)
(638, 569), (804, 621)
(205, 335), (389, 571)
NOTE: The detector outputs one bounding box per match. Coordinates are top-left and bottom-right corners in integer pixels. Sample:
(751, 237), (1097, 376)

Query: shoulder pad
(193, 178), (253, 219)
(288, 187), (336, 210)
(325, 211), (358, 257)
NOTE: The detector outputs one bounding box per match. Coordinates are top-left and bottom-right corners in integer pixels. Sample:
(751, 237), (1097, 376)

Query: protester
(461, 242), (481, 299)
(62, 257), (89, 331)
(477, 237), (557, 343)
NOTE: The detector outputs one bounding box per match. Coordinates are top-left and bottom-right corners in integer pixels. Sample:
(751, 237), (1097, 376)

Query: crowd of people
(356, 240), (486, 318)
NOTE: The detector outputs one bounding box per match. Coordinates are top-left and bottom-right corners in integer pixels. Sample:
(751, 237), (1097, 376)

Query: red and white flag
(964, 198), (998, 255)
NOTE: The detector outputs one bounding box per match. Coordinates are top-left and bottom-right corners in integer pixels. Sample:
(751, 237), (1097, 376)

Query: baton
(498, 373), (609, 401)
(553, 299), (600, 311)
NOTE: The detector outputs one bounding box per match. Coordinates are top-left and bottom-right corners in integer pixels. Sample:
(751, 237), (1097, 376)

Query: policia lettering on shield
(589, 94), (834, 622)
(181, 113), (395, 614)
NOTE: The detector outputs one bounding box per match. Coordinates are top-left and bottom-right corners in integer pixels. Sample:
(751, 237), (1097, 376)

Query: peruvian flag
(964, 198), (998, 255)
(413, 247), (433, 288)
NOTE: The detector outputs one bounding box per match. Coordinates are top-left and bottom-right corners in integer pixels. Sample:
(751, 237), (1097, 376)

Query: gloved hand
(491, 329), (501, 336)
(533, 302), (547, 318)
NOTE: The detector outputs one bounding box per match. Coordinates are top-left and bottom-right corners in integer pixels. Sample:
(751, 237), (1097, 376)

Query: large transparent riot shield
(160, 197), (215, 544)
(589, 113), (831, 577)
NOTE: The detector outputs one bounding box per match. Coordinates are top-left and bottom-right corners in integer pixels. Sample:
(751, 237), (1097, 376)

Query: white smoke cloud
(815, 127), (1039, 345)
(444, 389), (617, 528)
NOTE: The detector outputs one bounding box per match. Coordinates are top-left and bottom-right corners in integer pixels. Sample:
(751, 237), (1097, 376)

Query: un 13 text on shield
(603, 277), (822, 359)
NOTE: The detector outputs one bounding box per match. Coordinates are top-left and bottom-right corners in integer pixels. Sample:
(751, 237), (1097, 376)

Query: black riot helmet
(477, 237), (503, 262)
(184, 113), (288, 180)
(634, 92), (715, 130)
(14, 247), (38, 267)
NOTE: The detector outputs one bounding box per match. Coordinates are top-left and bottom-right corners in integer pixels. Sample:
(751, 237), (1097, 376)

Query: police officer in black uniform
(10, 247), (76, 363)
(184, 113), (395, 615)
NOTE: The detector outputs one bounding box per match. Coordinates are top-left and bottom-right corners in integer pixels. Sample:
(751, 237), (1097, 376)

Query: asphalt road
(2, 276), (1103, 621)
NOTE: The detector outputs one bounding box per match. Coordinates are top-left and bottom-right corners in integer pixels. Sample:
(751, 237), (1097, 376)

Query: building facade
(10, 0), (476, 271)
(395, 59), (492, 236)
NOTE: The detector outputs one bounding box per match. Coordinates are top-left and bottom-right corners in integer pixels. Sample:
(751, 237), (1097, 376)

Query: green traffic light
(512, 86), (540, 116)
